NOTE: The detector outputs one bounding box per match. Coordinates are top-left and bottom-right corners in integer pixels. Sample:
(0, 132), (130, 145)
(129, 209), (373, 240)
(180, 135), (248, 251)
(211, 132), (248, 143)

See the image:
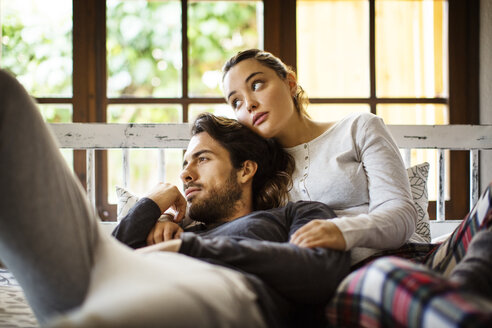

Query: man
(112, 112), (296, 249)
(0, 70), (349, 328)
(112, 113), (350, 327)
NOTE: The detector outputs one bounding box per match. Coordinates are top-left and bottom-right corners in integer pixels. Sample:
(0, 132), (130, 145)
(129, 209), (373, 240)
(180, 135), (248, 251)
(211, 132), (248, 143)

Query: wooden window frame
(36, 0), (477, 221)
(269, 0), (479, 220)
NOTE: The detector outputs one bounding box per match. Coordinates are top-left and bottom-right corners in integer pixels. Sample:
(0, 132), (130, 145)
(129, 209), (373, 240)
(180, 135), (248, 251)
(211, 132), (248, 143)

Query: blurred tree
(107, 0), (260, 102)
(1, 0), (72, 99)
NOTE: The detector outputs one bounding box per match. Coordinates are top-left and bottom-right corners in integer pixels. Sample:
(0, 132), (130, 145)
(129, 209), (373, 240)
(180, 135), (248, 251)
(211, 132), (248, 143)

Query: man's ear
(286, 72), (298, 97)
(238, 160), (258, 184)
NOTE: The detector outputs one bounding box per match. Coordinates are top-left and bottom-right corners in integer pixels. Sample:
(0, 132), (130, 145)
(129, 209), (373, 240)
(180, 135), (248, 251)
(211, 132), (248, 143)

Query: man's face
(180, 132), (242, 224)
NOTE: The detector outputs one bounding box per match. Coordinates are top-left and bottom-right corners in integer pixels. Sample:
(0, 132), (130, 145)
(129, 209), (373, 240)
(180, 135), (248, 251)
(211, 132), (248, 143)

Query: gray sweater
(286, 112), (418, 263)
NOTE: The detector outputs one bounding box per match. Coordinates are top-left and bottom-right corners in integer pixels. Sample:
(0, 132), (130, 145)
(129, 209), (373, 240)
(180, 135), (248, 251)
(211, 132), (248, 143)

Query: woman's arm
(333, 114), (417, 250)
(290, 113), (417, 252)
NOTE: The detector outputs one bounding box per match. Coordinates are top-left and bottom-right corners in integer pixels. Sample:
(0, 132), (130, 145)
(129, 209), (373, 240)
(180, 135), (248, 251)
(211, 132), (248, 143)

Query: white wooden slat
(49, 124), (492, 150)
(50, 123), (191, 149)
(470, 149), (479, 210)
(86, 149), (96, 213)
(122, 149), (130, 188)
(437, 149), (446, 221)
(402, 149), (411, 168)
(158, 149), (166, 182)
(387, 125), (492, 149)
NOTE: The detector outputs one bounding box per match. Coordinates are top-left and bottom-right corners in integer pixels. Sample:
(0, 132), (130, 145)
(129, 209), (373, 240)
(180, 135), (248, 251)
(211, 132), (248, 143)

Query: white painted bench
(49, 123), (492, 239)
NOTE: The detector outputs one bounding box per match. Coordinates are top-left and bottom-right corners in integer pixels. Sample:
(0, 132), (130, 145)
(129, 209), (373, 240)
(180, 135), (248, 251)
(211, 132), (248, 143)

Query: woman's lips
(253, 112), (268, 126)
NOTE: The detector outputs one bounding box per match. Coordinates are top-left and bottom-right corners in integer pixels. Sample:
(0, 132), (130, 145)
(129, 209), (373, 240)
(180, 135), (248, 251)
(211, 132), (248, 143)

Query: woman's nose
(246, 98), (259, 112)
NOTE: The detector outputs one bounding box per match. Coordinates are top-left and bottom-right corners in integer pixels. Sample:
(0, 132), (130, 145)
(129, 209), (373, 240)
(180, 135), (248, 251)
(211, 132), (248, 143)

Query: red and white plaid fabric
(327, 183), (492, 328)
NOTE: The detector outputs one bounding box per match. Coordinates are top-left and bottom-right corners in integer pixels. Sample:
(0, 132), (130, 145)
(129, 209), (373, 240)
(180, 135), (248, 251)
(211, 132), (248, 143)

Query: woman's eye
(252, 80), (263, 91)
(232, 99), (242, 110)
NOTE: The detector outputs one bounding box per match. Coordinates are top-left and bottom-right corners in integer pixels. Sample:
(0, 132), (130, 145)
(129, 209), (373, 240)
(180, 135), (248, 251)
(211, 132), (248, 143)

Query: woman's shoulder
(338, 112), (378, 125)
(322, 112), (379, 135)
(336, 112), (389, 135)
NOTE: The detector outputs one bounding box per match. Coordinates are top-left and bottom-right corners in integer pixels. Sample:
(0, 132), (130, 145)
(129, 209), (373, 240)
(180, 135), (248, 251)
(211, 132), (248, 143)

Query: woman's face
(223, 58), (297, 139)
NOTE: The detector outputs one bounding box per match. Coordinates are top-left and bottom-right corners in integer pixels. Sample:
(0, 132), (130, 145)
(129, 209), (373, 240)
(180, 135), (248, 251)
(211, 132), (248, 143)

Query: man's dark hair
(191, 113), (294, 210)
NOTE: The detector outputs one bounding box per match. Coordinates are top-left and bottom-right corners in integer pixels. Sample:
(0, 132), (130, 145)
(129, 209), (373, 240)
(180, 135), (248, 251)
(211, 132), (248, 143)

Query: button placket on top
(298, 143), (310, 199)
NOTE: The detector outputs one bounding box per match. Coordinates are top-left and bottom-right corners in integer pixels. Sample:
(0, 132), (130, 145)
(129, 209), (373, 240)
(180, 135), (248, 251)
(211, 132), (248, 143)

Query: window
(0, 0), (74, 166)
(295, 0), (478, 219)
(104, 0), (262, 205)
(1, 0), (478, 220)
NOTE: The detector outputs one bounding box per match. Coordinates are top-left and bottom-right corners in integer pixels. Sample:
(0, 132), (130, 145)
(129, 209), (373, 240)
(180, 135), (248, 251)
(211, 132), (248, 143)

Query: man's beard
(187, 171), (243, 225)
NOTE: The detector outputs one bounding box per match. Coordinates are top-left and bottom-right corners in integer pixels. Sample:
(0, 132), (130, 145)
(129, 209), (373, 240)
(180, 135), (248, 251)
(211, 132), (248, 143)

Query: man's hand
(135, 239), (183, 254)
(145, 183), (187, 222)
(147, 220), (183, 245)
(290, 219), (347, 250)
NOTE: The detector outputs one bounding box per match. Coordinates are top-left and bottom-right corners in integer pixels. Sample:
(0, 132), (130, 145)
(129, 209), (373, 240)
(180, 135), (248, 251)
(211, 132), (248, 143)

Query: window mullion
(182, 0), (189, 122)
(369, 0), (376, 114)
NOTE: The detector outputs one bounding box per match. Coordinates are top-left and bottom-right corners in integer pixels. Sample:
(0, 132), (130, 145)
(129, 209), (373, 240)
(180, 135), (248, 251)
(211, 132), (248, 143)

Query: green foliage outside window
(107, 0), (261, 102)
(188, 1), (260, 97)
(0, 0), (72, 101)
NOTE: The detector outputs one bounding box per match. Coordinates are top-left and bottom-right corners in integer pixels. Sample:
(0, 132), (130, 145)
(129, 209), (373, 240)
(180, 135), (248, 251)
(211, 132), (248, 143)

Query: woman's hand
(145, 183), (187, 222)
(290, 219), (347, 251)
(146, 220), (183, 245)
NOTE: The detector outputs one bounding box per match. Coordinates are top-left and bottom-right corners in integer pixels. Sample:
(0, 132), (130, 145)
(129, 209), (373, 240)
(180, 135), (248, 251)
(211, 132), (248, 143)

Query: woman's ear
(286, 72), (298, 97)
(238, 160), (258, 184)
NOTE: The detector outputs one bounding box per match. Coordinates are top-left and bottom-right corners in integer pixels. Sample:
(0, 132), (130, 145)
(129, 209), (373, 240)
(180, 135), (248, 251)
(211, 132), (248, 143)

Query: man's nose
(180, 165), (195, 183)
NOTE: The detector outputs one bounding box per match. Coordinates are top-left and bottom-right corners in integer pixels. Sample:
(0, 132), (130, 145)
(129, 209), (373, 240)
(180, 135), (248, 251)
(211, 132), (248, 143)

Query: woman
(221, 49), (418, 264)
(221, 50), (492, 326)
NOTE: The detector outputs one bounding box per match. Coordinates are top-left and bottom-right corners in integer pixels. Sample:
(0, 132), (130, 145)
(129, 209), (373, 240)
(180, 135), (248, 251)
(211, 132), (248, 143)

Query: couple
(1, 48), (491, 327)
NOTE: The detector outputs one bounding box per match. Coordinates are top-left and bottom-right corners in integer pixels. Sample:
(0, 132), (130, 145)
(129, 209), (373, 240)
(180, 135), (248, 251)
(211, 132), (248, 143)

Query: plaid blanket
(327, 256), (492, 328)
(327, 183), (492, 328)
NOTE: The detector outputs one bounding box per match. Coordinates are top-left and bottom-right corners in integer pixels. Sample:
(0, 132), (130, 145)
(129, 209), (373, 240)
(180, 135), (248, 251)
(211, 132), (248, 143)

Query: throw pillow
(115, 186), (139, 222)
(407, 162), (431, 242)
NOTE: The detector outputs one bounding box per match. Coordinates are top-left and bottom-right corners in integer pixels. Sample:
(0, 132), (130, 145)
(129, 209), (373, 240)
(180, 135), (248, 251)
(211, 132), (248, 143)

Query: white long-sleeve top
(286, 112), (417, 264)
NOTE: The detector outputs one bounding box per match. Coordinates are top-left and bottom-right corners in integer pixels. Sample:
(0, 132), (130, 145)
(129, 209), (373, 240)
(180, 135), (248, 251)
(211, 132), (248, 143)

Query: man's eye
(198, 157), (208, 162)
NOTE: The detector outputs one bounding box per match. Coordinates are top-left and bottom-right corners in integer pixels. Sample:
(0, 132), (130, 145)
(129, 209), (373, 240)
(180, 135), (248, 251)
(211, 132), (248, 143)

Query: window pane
(188, 1), (263, 97)
(0, 0), (72, 97)
(189, 103), (234, 122)
(307, 104), (370, 122)
(376, 103), (448, 125)
(376, 0), (448, 98)
(377, 104), (450, 201)
(38, 104), (73, 123)
(297, 0), (369, 98)
(107, 0), (182, 98)
(107, 104), (181, 123)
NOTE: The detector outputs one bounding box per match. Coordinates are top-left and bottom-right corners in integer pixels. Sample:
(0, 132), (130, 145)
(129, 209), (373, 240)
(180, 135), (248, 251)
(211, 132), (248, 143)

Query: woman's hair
(222, 48), (310, 118)
(191, 112), (294, 210)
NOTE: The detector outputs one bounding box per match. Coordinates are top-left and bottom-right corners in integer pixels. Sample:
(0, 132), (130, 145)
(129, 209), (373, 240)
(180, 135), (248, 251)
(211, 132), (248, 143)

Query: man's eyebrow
(182, 149), (214, 167)
(226, 71), (264, 101)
